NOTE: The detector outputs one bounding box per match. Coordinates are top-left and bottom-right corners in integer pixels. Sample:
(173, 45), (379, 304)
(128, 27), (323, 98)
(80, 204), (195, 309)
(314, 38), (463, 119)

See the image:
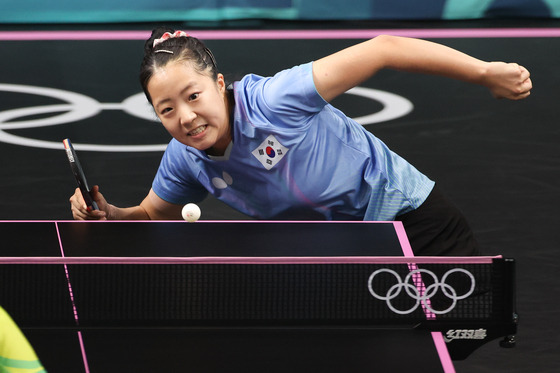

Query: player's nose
(178, 105), (197, 126)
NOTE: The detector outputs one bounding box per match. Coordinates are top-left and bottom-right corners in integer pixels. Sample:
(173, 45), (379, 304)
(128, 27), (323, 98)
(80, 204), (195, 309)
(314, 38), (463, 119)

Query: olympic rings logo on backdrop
(0, 83), (413, 152)
(367, 268), (476, 315)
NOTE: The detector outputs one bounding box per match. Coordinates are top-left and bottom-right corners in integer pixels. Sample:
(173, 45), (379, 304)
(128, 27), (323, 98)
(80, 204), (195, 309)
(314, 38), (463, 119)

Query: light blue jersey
(152, 62), (434, 221)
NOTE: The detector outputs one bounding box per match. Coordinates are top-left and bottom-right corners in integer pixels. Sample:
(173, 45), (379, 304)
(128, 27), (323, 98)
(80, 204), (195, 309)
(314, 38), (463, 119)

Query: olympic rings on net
(367, 268), (476, 315)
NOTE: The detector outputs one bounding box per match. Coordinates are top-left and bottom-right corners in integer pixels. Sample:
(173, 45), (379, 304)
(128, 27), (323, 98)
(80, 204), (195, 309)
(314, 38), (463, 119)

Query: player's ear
(216, 73), (226, 92)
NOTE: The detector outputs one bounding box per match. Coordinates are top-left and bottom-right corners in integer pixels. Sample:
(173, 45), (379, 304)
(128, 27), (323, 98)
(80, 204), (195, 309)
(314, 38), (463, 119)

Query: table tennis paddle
(63, 138), (99, 211)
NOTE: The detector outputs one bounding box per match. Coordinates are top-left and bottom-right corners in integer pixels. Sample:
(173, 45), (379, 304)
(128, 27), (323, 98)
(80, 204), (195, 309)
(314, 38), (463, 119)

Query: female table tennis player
(69, 28), (532, 256)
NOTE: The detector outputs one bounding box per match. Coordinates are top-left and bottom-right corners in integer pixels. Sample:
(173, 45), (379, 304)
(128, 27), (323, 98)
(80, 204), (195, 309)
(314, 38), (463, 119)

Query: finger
(523, 77), (533, 90)
(91, 210), (107, 219)
(90, 185), (100, 196)
(511, 89), (531, 100)
(517, 77), (532, 97)
(71, 206), (88, 220)
(74, 208), (106, 220)
(518, 65), (531, 81)
(90, 185), (105, 208)
(70, 187), (85, 205)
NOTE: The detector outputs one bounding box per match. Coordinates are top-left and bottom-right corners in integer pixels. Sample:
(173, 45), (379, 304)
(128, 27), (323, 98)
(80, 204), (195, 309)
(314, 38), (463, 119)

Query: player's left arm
(137, 188), (183, 220)
(312, 34), (532, 102)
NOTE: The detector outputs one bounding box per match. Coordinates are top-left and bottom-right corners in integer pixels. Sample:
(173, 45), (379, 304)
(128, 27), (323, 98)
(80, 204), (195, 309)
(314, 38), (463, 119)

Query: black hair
(139, 27), (218, 104)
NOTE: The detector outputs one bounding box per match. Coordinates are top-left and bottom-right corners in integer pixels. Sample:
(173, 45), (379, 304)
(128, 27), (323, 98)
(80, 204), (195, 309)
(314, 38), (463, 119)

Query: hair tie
(153, 30), (189, 49)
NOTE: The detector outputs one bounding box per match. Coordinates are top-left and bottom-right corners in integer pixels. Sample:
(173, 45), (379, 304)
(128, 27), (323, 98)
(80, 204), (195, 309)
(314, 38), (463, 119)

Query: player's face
(148, 61), (231, 155)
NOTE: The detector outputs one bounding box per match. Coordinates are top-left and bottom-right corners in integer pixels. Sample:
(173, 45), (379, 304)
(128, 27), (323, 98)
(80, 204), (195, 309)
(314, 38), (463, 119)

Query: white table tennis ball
(182, 203), (201, 222)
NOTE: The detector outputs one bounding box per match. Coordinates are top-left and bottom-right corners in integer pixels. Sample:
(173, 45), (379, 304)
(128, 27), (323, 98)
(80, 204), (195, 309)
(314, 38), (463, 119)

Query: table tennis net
(0, 259), (515, 330)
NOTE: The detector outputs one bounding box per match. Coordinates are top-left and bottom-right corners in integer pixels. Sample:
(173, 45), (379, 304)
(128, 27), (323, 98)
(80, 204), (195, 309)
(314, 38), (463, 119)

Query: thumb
(89, 185), (108, 218)
(90, 185), (101, 198)
(89, 185), (106, 207)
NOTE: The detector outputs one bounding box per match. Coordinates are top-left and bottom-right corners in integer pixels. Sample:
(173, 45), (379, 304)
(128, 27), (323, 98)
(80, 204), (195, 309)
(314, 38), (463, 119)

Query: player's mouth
(188, 125), (207, 137)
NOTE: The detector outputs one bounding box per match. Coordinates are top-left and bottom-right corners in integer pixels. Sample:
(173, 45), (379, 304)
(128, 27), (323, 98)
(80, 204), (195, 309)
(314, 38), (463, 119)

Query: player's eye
(160, 107), (172, 115)
(189, 93), (199, 101)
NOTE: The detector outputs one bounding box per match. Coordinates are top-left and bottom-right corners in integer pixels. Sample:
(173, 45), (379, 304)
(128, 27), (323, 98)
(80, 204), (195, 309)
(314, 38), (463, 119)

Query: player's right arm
(312, 34), (532, 103)
(70, 187), (182, 220)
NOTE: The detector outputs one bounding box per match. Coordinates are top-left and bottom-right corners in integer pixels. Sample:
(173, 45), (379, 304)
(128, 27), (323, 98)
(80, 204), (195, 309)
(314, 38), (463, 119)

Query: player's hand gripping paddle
(63, 138), (99, 211)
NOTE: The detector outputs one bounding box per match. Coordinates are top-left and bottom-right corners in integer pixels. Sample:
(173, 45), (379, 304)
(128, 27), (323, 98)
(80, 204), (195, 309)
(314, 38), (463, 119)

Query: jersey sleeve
(237, 62), (328, 129)
(152, 140), (208, 205)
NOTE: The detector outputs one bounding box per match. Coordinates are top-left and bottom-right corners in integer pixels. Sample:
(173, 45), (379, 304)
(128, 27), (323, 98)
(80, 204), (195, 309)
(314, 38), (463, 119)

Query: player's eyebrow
(154, 82), (196, 110)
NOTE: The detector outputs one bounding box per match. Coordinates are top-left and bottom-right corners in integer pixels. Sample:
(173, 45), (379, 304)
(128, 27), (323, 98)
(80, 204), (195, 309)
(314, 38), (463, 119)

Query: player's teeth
(190, 126), (206, 136)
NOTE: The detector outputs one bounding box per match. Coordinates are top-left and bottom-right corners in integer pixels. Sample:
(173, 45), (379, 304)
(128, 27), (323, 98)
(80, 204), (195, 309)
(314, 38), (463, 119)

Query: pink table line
(393, 221), (456, 372)
(0, 219), (386, 223)
(1, 28), (560, 41)
(393, 221), (414, 258)
(432, 331), (456, 373)
(0, 256), (499, 264)
(55, 222), (90, 373)
(77, 332), (90, 373)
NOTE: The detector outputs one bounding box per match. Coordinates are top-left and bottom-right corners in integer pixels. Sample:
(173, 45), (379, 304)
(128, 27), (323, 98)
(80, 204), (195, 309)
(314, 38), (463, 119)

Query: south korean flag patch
(251, 135), (289, 170)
